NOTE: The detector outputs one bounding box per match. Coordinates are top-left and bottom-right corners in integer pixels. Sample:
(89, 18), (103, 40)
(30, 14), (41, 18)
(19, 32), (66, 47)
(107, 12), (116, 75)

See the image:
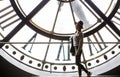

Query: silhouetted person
(70, 21), (91, 77)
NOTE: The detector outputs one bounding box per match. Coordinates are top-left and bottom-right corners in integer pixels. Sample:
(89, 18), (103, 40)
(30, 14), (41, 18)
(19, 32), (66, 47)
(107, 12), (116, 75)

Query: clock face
(0, 0), (120, 76)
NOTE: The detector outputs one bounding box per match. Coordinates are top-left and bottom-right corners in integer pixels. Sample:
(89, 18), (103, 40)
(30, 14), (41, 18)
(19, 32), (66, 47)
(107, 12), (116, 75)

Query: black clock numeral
(0, 5), (20, 30)
(22, 33), (37, 52)
(85, 0), (120, 37)
(56, 41), (70, 61)
(0, 0), (50, 48)
(112, 10), (120, 26)
(87, 32), (107, 56)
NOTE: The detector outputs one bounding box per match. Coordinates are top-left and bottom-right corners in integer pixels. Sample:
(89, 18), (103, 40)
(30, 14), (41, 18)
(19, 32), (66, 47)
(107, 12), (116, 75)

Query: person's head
(76, 21), (83, 31)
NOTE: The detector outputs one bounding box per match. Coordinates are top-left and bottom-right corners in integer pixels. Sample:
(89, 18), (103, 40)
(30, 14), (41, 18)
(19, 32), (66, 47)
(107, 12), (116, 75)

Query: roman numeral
(56, 40), (71, 61)
(87, 32), (107, 56)
(0, 0), (50, 48)
(0, 5), (20, 30)
(22, 33), (37, 52)
(112, 10), (120, 26)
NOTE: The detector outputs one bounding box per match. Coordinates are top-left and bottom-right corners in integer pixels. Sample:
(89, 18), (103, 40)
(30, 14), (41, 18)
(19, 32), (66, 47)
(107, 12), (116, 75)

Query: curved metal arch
(10, 0), (120, 40)
(84, 0), (120, 37)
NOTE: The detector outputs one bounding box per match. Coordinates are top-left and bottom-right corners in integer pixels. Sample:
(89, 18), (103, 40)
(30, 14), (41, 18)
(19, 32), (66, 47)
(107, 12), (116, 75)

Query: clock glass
(0, 0), (120, 76)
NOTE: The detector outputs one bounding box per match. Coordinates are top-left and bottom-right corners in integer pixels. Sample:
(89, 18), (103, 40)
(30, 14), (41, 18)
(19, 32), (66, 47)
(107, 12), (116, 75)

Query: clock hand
(85, 0), (120, 37)
(0, 0), (50, 48)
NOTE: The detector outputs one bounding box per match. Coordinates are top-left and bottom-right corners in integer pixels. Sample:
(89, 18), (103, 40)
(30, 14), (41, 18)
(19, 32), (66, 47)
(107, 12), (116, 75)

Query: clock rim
(1, 47), (120, 76)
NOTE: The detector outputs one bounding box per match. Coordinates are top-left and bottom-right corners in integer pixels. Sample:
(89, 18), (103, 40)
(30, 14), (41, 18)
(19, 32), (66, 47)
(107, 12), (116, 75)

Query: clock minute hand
(85, 0), (120, 37)
(0, 0), (50, 48)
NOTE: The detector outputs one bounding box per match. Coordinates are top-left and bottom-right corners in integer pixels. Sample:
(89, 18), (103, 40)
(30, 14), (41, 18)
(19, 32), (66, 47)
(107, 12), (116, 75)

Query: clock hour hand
(0, 0), (50, 48)
(85, 0), (120, 37)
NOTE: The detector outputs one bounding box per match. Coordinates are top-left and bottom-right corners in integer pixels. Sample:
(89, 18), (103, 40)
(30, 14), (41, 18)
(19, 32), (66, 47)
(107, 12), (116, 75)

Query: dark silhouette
(70, 21), (91, 77)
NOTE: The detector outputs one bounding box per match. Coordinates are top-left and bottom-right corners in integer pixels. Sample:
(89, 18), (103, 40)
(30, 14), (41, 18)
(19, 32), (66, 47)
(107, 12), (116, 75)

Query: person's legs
(75, 46), (91, 76)
(75, 46), (82, 76)
(76, 55), (91, 77)
(75, 48), (91, 76)
(76, 55), (81, 76)
(80, 64), (89, 73)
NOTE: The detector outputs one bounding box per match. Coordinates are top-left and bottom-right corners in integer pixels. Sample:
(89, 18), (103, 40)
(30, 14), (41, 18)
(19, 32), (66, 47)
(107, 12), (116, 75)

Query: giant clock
(0, 0), (120, 76)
